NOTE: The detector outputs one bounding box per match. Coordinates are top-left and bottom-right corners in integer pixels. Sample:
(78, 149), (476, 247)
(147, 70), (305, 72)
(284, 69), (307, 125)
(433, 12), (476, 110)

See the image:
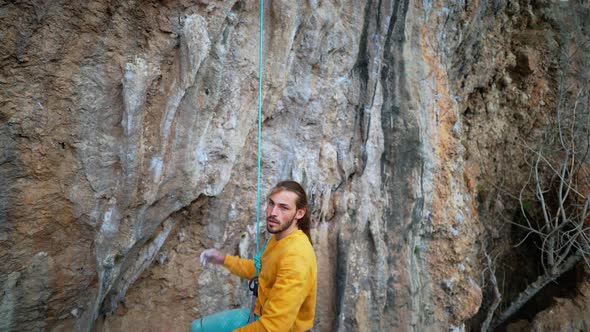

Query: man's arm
(234, 254), (310, 332)
(200, 248), (256, 280)
(223, 255), (256, 280)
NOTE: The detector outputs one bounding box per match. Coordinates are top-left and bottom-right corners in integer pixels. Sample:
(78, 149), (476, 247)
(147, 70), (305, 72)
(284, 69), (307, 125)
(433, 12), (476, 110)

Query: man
(198, 180), (317, 332)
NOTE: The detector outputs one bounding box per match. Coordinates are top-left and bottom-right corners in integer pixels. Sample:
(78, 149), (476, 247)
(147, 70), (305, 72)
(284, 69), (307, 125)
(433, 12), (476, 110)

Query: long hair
(269, 180), (312, 245)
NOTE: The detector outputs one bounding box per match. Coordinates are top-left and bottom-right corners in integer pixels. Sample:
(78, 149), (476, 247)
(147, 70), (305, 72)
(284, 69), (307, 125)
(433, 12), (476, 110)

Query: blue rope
(254, 0), (264, 276)
(253, 238), (268, 277)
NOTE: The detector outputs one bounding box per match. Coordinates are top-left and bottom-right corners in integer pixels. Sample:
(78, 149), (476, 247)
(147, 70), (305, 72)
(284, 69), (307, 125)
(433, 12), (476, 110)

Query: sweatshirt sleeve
(233, 253), (310, 332)
(223, 255), (256, 280)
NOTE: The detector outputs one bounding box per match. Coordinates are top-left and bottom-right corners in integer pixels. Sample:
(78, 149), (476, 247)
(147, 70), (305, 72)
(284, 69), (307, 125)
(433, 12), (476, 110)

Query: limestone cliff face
(0, 0), (588, 331)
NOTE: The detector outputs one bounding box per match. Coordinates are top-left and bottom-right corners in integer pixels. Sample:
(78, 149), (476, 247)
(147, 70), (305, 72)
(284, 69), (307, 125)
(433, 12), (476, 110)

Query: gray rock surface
(1, 0), (588, 331)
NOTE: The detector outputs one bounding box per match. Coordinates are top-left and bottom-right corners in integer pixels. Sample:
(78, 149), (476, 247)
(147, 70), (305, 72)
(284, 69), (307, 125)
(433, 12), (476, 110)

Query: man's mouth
(267, 218), (278, 225)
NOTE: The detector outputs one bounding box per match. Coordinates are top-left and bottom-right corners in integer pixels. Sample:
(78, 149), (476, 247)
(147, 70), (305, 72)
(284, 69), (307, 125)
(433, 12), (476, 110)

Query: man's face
(265, 190), (305, 239)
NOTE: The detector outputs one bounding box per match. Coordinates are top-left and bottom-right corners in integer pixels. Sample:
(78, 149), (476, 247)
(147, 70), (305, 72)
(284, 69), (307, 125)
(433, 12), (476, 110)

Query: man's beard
(267, 215), (296, 234)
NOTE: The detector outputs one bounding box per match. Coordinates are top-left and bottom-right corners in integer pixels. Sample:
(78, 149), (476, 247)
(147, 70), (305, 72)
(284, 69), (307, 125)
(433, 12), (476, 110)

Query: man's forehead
(268, 190), (298, 206)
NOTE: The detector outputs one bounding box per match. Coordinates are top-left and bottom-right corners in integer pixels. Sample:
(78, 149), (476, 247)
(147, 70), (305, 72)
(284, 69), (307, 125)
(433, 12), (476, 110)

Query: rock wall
(0, 0), (588, 331)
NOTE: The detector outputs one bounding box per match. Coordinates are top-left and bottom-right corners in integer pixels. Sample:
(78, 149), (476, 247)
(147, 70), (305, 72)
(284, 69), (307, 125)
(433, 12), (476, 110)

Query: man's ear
(295, 208), (306, 220)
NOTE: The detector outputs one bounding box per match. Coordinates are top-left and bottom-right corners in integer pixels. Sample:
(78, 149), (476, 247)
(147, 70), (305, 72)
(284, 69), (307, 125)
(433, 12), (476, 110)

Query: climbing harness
(248, 235), (269, 323)
(248, 276), (259, 323)
(248, 0), (265, 324)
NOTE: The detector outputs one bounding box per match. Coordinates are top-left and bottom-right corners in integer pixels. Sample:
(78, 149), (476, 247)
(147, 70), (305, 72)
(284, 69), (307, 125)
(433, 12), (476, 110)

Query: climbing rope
(253, 0), (264, 277)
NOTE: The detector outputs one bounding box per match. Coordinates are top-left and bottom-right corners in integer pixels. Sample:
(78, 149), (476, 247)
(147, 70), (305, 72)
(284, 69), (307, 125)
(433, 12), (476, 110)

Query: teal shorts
(190, 309), (312, 332)
(190, 308), (250, 332)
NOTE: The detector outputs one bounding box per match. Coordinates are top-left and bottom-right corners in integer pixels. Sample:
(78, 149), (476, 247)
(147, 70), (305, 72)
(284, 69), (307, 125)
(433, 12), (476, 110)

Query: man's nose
(268, 205), (279, 216)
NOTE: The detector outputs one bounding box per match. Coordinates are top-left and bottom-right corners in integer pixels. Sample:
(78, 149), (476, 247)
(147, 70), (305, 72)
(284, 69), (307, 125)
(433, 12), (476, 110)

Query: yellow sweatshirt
(223, 229), (317, 332)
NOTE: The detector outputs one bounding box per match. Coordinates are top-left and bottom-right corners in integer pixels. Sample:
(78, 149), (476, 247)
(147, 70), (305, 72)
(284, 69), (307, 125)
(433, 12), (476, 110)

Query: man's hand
(199, 248), (226, 266)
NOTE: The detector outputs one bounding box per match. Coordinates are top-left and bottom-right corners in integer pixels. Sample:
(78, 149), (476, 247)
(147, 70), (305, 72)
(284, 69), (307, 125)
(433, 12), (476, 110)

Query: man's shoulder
(285, 230), (312, 245)
(282, 232), (315, 258)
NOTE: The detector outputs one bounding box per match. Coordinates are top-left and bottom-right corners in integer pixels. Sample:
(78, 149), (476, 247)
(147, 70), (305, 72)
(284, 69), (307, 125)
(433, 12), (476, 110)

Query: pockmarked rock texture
(1, 0), (588, 331)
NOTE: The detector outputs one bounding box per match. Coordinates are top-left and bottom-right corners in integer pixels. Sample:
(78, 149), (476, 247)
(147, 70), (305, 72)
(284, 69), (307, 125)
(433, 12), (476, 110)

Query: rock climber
(196, 180), (317, 332)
